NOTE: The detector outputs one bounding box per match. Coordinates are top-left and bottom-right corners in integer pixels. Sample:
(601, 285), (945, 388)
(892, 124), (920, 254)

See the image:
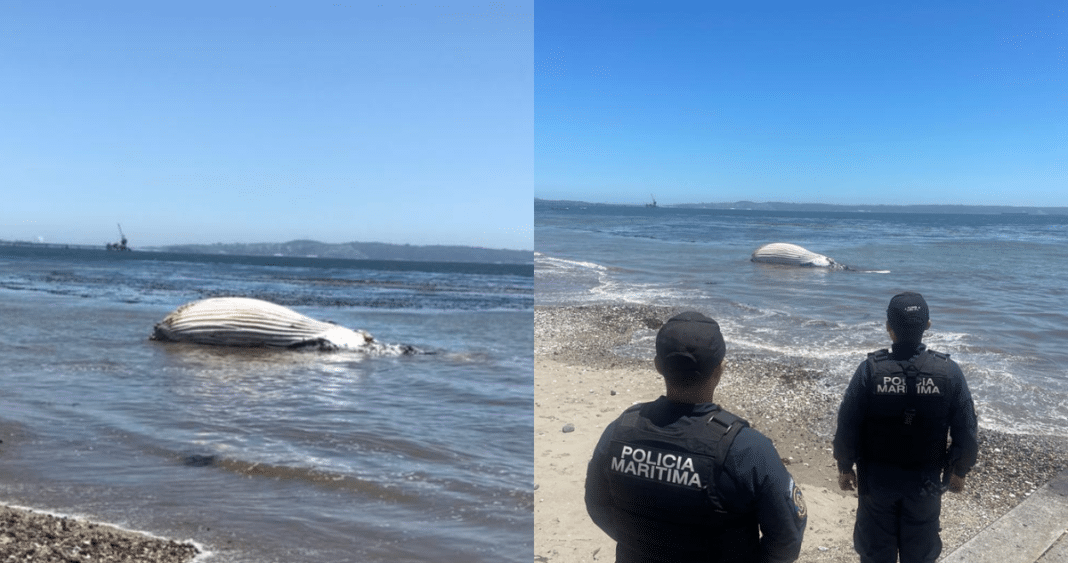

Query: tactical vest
(861, 348), (954, 471)
(605, 403), (759, 563)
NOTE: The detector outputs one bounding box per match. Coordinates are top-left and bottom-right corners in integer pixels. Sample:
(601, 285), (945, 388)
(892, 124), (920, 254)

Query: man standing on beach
(585, 311), (806, 563)
(834, 292), (979, 563)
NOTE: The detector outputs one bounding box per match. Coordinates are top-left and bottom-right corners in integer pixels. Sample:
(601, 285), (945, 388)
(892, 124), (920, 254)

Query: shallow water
(0, 246), (533, 562)
(535, 202), (1068, 436)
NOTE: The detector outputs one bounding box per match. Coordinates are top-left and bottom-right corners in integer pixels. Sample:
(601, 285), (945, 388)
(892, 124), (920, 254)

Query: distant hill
(535, 198), (1068, 215)
(150, 240), (532, 265)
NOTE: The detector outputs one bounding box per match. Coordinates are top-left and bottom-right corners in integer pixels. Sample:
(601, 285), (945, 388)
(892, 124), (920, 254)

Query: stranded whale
(151, 297), (412, 353)
(751, 243), (845, 270)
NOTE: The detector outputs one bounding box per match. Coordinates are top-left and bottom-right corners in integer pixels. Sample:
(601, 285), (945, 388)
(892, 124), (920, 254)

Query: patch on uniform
(874, 375), (945, 395)
(874, 375), (908, 394)
(914, 376), (944, 395)
(607, 441), (712, 489)
(789, 479), (807, 521)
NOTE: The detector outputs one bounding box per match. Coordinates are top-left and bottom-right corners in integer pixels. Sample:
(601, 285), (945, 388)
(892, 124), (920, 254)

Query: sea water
(0, 245), (533, 562)
(535, 201), (1068, 437)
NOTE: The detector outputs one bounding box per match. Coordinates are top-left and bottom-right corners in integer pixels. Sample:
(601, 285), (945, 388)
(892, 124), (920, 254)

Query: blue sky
(535, 1), (1067, 207)
(2, 1), (533, 249)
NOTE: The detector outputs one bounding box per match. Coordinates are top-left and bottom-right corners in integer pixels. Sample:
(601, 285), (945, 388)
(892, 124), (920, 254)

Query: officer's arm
(832, 361), (870, 474)
(946, 363), (979, 477)
(727, 431), (806, 563)
(585, 424), (621, 541)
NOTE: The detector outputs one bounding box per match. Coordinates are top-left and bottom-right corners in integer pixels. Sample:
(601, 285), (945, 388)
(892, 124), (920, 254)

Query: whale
(151, 297), (389, 351)
(751, 243), (845, 269)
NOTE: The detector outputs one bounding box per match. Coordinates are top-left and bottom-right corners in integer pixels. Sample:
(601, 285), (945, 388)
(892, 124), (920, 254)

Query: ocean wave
(535, 253), (608, 272)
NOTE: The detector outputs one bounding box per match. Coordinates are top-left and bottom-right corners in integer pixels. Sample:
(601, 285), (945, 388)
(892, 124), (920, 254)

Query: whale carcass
(151, 297), (379, 351)
(751, 243), (844, 269)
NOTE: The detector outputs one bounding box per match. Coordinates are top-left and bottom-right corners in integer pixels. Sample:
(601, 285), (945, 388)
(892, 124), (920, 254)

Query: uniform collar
(891, 342), (927, 361)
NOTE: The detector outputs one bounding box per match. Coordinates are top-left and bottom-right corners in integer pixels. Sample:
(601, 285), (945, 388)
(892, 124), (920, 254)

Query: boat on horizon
(106, 223), (131, 251)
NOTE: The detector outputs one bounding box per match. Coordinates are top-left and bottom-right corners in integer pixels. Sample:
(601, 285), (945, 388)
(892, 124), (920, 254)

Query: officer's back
(585, 312), (806, 563)
(833, 292), (979, 563)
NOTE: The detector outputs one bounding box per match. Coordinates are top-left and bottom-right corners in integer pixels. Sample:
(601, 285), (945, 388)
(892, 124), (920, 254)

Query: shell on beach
(751, 242), (840, 268)
(150, 297), (375, 351)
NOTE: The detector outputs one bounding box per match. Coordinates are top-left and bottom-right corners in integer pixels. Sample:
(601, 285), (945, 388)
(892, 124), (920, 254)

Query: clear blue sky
(2, 1), (533, 249)
(536, 1), (1067, 208)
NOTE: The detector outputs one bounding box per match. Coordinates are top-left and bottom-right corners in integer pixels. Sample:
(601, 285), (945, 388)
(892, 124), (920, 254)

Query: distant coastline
(536, 198), (1068, 215)
(0, 238), (532, 265)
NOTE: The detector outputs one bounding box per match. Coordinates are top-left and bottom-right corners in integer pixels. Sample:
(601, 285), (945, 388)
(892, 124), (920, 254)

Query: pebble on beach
(0, 506), (199, 563)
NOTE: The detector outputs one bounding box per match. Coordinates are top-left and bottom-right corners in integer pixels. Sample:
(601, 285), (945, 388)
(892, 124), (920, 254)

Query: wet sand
(534, 304), (1068, 563)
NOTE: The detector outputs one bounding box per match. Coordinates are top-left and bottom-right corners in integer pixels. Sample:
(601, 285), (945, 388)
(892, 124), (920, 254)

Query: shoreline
(0, 503), (201, 563)
(0, 422), (202, 563)
(534, 304), (1068, 563)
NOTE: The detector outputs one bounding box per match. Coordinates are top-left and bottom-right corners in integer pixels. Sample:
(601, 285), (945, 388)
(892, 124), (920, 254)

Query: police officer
(585, 311), (806, 563)
(833, 292), (979, 563)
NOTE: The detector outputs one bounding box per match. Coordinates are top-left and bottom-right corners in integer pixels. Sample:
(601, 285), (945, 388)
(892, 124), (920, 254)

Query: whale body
(751, 243), (843, 269)
(151, 297), (378, 351)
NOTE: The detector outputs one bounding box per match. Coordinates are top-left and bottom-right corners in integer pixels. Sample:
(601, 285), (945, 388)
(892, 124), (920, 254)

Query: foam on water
(534, 252), (608, 273)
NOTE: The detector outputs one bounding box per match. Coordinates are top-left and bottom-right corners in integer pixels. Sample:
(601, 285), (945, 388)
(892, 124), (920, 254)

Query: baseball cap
(655, 311), (726, 379)
(887, 292), (929, 332)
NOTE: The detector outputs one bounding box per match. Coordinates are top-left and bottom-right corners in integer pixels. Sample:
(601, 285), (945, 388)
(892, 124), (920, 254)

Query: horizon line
(535, 198), (1068, 212)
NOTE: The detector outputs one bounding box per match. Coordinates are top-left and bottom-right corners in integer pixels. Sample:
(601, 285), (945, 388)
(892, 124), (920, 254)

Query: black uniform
(833, 343), (978, 563)
(586, 396), (807, 563)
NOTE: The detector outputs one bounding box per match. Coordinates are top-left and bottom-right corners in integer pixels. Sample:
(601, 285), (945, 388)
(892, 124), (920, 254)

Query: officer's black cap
(655, 311), (726, 380)
(887, 292), (929, 333)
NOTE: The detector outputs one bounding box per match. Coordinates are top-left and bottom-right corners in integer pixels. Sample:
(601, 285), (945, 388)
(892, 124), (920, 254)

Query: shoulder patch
(790, 478), (807, 521)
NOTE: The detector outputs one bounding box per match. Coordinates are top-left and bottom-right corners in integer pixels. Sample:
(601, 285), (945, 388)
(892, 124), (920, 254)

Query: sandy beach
(534, 304), (1068, 563)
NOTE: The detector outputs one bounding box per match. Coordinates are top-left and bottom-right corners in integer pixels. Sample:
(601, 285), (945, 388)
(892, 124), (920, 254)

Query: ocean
(0, 245), (533, 563)
(535, 201), (1068, 437)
